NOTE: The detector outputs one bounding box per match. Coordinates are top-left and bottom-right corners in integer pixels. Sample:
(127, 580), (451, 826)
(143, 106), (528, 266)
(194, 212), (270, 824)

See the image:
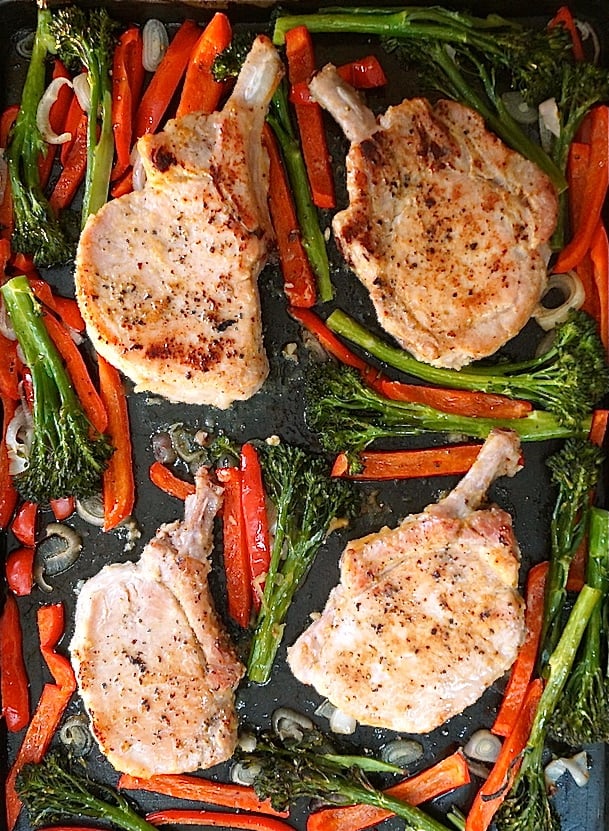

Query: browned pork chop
(309, 67), (558, 369)
(70, 469), (244, 777)
(75, 37), (283, 408)
(287, 429), (526, 734)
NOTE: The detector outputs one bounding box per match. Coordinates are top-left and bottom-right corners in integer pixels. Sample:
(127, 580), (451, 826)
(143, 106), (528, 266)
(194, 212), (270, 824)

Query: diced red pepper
(10, 500), (38, 547)
(5, 546), (34, 596)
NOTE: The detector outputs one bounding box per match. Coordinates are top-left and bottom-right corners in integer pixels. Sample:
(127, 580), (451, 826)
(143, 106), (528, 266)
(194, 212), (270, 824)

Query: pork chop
(75, 36), (283, 408)
(309, 66), (558, 369)
(287, 429), (526, 734)
(70, 469), (244, 777)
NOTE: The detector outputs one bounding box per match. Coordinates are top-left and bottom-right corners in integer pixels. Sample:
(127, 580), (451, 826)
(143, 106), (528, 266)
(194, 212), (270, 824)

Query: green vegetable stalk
(17, 751), (156, 831)
(538, 439), (605, 669)
(1, 275), (112, 503)
(548, 507), (609, 745)
(6, 4), (73, 266)
(326, 308), (609, 429)
(247, 442), (356, 683)
(495, 584), (601, 831)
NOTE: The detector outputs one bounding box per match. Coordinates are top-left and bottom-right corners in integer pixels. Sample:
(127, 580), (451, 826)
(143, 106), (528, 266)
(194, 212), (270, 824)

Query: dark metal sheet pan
(1, 1), (608, 830)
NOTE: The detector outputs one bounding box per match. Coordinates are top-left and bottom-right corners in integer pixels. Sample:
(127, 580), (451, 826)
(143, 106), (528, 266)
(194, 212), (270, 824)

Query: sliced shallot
(36, 76), (74, 144)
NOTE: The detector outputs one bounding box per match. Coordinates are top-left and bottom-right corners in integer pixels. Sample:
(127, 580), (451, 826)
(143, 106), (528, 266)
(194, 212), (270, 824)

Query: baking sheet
(1, 1), (608, 830)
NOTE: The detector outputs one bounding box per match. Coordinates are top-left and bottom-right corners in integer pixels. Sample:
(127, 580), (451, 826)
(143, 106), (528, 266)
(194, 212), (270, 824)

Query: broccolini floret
(326, 309), (609, 430)
(1, 275), (112, 503)
(237, 722), (453, 831)
(248, 442), (357, 683)
(17, 750), (156, 831)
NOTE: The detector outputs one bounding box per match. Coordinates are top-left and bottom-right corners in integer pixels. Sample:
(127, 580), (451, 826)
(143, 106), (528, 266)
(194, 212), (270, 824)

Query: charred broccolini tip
(247, 441), (357, 684)
(237, 722), (453, 831)
(16, 750), (156, 831)
(0, 275), (113, 504)
(326, 309), (609, 430)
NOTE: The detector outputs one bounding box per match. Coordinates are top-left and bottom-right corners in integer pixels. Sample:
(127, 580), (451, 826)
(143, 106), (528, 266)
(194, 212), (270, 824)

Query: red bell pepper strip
(466, 678), (544, 831)
(49, 112), (88, 213)
(60, 90), (85, 167)
(285, 26), (335, 209)
(10, 252), (36, 275)
(240, 442), (271, 610)
(111, 27), (145, 182)
(0, 334), (21, 401)
(6, 684), (73, 830)
(492, 561), (549, 737)
(38, 60), (74, 189)
(336, 55), (388, 89)
(176, 13), (232, 118)
(37, 603), (77, 691)
(28, 276), (86, 333)
(553, 105), (609, 273)
(147, 811), (294, 831)
(11, 500), (37, 547)
(590, 221), (608, 352)
(42, 311), (109, 435)
(5, 546), (34, 596)
(263, 125), (317, 308)
(548, 5), (585, 61)
(119, 771), (287, 817)
(50, 496), (76, 521)
(134, 20), (201, 139)
(98, 356), (135, 531)
(216, 466), (252, 628)
(5, 603), (76, 831)
(0, 105), (19, 240)
(307, 750), (470, 831)
(331, 443), (482, 480)
(149, 460), (195, 500)
(110, 167), (134, 199)
(0, 593), (30, 732)
(0, 393), (18, 529)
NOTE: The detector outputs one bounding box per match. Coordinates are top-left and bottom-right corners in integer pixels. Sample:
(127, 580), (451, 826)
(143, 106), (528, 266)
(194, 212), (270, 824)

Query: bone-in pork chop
(75, 37), (283, 408)
(288, 429), (525, 734)
(70, 469), (243, 777)
(309, 67), (558, 369)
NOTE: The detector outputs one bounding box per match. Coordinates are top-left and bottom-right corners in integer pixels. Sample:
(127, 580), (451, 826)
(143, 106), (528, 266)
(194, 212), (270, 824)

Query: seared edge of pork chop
(287, 429), (526, 734)
(70, 469), (244, 777)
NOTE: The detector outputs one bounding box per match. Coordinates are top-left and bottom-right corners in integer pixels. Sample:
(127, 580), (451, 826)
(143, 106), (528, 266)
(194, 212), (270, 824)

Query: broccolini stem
(2, 275), (82, 417)
(525, 583), (601, 760)
(268, 82), (332, 301)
